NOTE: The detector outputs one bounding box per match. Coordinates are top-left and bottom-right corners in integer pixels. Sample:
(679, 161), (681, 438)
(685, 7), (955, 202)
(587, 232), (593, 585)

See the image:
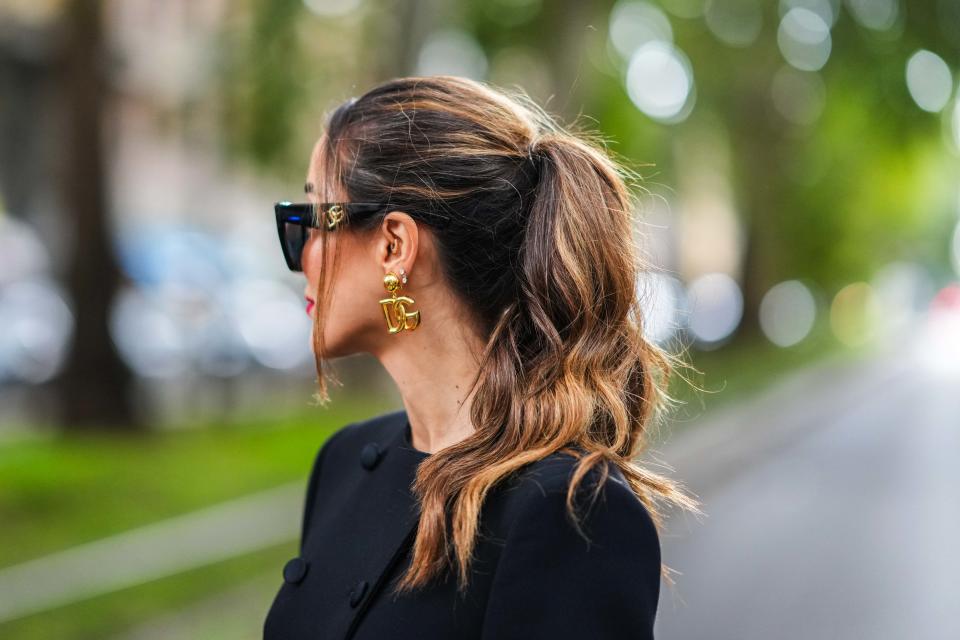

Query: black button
(360, 443), (382, 470)
(349, 579), (369, 607)
(283, 557), (309, 584)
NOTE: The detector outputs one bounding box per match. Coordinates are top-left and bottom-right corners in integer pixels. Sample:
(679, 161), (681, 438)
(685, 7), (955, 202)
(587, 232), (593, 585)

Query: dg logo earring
(379, 268), (421, 333)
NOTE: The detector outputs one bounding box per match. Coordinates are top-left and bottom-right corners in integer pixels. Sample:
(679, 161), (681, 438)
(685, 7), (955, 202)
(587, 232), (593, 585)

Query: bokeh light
(0, 277), (74, 384)
(110, 284), (192, 379)
(911, 284), (960, 378)
(777, 7), (832, 71)
(829, 281), (881, 346)
(416, 28), (488, 80)
(871, 261), (935, 339)
(905, 49), (953, 113)
(625, 40), (695, 123)
(0, 216), (50, 285)
(845, 0), (900, 32)
(759, 279), (817, 347)
(117, 226), (224, 292)
(686, 272), (744, 348)
(608, 0), (673, 60)
(779, 0), (838, 29)
(228, 279), (312, 371)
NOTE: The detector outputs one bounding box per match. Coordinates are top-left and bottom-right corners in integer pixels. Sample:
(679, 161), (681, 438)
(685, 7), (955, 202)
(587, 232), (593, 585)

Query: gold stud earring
(379, 269), (420, 333)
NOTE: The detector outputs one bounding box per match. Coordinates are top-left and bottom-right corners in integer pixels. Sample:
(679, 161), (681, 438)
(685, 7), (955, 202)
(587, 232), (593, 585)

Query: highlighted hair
(308, 75), (701, 593)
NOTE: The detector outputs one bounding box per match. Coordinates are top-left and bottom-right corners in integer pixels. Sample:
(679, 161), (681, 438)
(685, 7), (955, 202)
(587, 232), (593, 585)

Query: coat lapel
(338, 411), (427, 639)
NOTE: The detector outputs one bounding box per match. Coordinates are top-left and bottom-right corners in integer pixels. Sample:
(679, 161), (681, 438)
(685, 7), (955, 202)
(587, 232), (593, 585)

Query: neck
(373, 300), (484, 455)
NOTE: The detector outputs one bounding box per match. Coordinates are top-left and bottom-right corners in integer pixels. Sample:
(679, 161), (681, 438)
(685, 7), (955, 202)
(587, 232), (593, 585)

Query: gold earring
(379, 269), (420, 333)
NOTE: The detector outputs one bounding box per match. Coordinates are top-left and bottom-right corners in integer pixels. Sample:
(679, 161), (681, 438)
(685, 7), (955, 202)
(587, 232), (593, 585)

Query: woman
(264, 75), (698, 640)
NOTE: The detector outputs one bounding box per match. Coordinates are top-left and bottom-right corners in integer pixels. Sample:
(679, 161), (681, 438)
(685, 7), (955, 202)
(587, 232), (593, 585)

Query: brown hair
(308, 75), (701, 594)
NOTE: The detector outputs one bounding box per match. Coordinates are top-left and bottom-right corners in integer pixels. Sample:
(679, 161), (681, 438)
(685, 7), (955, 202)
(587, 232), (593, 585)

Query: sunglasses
(274, 201), (453, 272)
(274, 201), (389, 271)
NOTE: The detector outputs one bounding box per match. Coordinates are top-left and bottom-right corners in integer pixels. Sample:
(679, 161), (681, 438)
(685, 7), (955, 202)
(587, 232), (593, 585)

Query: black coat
(263, 409), (662, 639)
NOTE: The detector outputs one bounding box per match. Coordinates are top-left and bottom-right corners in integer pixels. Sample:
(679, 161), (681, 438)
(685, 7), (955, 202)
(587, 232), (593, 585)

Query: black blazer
(263, 409), (661, 639)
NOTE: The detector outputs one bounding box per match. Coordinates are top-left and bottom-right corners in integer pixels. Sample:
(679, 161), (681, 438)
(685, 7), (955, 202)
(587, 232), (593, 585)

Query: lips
(305, 296), (315, 316)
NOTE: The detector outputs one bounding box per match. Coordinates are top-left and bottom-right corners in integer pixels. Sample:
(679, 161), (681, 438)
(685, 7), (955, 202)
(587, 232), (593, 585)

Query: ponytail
(521, 133), (638, 376)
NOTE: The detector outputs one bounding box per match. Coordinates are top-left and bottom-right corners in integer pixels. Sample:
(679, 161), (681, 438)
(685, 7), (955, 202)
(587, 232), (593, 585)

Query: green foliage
(218, 0), (309, 172)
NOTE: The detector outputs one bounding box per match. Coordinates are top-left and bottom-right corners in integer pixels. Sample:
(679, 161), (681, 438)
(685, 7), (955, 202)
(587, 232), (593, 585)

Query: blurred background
(0, 0), (958, 638)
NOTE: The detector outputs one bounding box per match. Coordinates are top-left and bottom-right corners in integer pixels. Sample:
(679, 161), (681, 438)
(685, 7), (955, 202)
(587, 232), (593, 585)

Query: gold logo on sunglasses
(325, 204), (345, 229)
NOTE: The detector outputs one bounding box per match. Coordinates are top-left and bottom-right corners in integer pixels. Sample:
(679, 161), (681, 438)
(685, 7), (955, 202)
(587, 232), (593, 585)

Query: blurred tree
(579, 1), (960, 340)
(369, 0), (436, 80)
(221, 0), (304, 170)
(0, 17), (56, 221)
(55, 0), (138, 430)
(683, 2), (960, 338)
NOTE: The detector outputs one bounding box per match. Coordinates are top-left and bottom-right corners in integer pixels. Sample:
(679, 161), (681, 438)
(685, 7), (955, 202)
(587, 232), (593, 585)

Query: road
(652, 312), (960, 640)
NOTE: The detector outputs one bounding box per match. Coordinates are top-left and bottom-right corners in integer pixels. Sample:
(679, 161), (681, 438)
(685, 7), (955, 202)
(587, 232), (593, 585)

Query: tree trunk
(727, 62), (785, 345)
(56, 0), (139, 431)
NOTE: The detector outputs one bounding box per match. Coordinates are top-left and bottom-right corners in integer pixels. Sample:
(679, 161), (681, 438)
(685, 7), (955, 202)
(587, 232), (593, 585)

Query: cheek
(302, 235), (328, 285)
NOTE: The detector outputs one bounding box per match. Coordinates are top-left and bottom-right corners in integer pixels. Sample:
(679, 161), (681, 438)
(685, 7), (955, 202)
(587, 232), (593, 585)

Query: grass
(0, 393), (400, 638)
(0, 541), (295, 639)
(0, 393), (396, 569)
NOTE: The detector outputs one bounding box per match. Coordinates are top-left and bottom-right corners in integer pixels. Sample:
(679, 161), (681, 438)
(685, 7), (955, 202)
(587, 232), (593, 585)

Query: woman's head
(302, 75), (551, 365)
(300, 75), (699, 592)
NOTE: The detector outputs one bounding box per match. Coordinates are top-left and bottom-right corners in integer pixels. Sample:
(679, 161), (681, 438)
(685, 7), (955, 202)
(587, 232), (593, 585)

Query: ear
(377, 210), (420, 277)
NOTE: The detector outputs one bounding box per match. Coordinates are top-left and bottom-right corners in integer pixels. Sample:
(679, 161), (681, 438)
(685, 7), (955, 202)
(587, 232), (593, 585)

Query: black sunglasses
(274, 200), (453, 272)
(274, 201), (389, 272)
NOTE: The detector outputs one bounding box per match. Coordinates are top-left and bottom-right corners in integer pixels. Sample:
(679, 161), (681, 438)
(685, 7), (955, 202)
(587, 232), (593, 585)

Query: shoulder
(502, 450), (659, 546)
(483, 449), (661, 574)
(480, 451), (662, 639)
